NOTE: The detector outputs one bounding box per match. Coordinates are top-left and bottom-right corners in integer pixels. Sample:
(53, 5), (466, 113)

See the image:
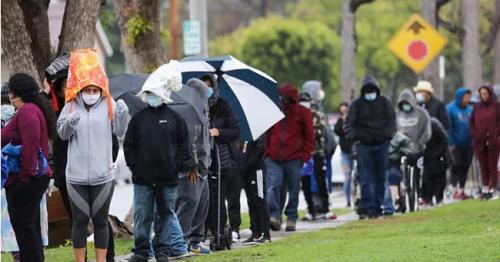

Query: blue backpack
(1, 153), (9, 188)
(1, 143), (49, 187)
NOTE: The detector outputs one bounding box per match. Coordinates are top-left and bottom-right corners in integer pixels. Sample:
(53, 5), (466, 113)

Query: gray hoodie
(57, 95), (128, 185)
(397, 89), (432, 153)
(177, 78), (211, 177)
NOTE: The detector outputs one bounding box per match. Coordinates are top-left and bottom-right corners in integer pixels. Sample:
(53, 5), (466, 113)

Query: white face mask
(82, 93), (101, 106)
(318, 90), (325, 101)
(416, 93), (425, 104)
(1, 104), (15, 124)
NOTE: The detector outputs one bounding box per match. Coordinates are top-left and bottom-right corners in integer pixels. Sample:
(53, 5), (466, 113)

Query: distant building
(1, 0), (113, 82)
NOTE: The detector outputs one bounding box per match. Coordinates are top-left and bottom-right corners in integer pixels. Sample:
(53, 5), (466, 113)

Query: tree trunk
(113, 0), (167, 73)
(1, 0), (41, 86)
(421, 0), (442, 99)
(19, 0), (52, 82)
(495, 0), (500, 84)
(340, 0), (357, 102)
(57, 0), (102, 55)
(461, 0), (482, 91)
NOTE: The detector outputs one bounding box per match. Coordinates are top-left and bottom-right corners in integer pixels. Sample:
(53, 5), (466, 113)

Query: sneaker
(452, 190), (461, 200)
(231, 231), (240, 243)
(460, 192), (472, 200)
(270, 217), (281, 231)
(285, 220), (296, 232)
(323, 212), (337, 220)
(254, 234), (271, 244)
(418, 198), (426, 206)
(128, 255), (148, 262)
(168, 252), (190, 260)
(156, 254), (169, 262)
(359, 213), (367, 220)
(301, 212), (315, 221)
(242, 235), (256, 244)
(190, 243), (211, 255)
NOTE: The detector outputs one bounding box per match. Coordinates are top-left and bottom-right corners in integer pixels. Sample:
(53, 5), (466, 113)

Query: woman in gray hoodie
(57, 49), (128, 262)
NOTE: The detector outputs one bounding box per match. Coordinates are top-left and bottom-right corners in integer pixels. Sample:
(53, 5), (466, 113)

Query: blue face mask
(364, 92), (377, 101)
(1, 104), (15, 125)
(207, 87), (214, 98)
(146, 93), (163, 108)
(401, 104), (412, 112)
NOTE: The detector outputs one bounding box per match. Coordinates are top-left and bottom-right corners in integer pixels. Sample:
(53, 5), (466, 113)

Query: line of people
(336, 76), (499, 220)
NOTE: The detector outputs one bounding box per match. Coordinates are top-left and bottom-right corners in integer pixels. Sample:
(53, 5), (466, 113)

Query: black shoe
(242, 235), (256, 244)
(270, 217), (281, 231)
(254, 234), (271, 244)
(156, 254), (169, 262)
(128, 255), (148, 262)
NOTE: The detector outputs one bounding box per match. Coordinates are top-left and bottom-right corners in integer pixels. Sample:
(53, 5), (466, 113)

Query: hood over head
(478, 84), (496, 104)
(361, 75), (381, 98)
(201, 74), (219, 107)
(138, 60), (182, 104)
(454, 87), (471, 107)
(397, 89), (417, 110)
(278, 83), (299, 103)
(302, 80), (323, 101)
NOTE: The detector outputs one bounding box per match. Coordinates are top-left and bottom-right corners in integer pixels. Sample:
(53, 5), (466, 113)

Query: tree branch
(350, 0), (375, 13)
(437, 16), (464, 43)
(436, 0), (451, 10)
(482, 11), (500, 56)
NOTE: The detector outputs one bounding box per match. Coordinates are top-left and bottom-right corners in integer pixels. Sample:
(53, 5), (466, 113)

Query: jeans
(133, 184), (187, 258)
(265, 159), (302, 222)
(450, 147), (473, 189)
(340, 152), (353, 205)
(383, 180), (394, 214)
(356, 143), (389, 216)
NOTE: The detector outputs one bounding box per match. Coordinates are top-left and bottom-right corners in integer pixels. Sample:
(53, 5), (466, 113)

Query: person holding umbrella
(57, 49), (128, 262)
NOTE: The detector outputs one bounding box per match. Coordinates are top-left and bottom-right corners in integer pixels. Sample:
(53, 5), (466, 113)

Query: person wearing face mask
(266, 84), (314, 231)
(57, 49), (128, 262)
(394, 89), (432, 208)
(1, 73), (56, 262)
(344, 75), (396, 219)
(1, 82), (15, 128)
(413, 81), (449, 130)
(298, 92), (335, 221)
(123, 61), (194, 262)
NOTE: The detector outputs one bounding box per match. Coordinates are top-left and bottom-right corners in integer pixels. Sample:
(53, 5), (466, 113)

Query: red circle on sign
(407, 40), (428, 61)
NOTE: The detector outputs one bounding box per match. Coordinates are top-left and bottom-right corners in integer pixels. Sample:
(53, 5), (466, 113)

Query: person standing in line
(414, 80), (449, 130)
(344, 75), (396, 219)
(334, 102), (354, 208)
(265, 83), (314, 231)
(57, 49), (128, 262)
(470, 84), (500, 200)
(446, 87), (473, 200)
(2, 73), (56, 262)
(123, 61), (194, 262)
(174, 78), (212, 255)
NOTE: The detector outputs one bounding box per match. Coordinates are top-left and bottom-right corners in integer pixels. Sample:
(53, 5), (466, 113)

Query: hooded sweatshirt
(57, 95), (128, 186)
(446, 87), (473, 148)
(470, 85), (500, 152)
(397, 89), (432, 153)
(266, 84), (314, 162)
(345, 75), (396, 145)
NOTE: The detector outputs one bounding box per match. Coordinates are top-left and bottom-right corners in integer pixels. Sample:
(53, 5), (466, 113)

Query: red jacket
(266, 84), (314, 162)
(470, 86), (500, 151)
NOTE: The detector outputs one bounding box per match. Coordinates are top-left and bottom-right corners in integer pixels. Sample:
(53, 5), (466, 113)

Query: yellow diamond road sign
(388, 14), (447, 74)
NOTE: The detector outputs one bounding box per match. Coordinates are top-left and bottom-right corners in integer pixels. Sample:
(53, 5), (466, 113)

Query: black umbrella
(109, 73), (149, 99)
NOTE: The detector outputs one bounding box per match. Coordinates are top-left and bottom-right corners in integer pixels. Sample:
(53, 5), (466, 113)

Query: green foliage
(160, 28), (171, 49)
(125, 14), (153, 46)
(99, 8), (116, 30)
(210, 16), (341, 110)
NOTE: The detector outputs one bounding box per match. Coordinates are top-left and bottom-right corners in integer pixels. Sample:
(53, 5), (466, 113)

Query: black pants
(6, 176), (50, 262)
(224, 171), (242, 232)
(422, 172), (446, 204)
(450, 147), (473, 188)
(206, 171), (228, 241)
(301, 155), (329, 215)
(243, 161), (270, 238)
(59, 184), (115, 261)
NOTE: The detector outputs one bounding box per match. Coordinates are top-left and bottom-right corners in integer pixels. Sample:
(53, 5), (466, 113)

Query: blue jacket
(446, 87), (473, 147)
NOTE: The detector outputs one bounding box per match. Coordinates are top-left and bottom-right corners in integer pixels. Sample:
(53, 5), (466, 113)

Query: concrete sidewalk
(114, 212), (358, 262)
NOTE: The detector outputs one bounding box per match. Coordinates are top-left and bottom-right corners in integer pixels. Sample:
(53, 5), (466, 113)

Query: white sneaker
(301, 212), (315, 221)
(232, 231), (240, 243)
(323, 212), (337, 220)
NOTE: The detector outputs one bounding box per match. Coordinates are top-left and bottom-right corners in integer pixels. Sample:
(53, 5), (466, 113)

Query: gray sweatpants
(175, 176), (209, 244)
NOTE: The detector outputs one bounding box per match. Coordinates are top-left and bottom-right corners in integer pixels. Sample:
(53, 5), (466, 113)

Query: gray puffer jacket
(57, 95), (128, 186)
(397, 89), (432, 154)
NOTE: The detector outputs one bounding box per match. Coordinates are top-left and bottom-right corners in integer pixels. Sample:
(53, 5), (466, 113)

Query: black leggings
(450, 147), (473, 188)
(302, 155), (330, 215)
(67, 181), (115, 249)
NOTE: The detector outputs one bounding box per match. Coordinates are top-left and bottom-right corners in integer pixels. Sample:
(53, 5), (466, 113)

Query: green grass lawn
(193, 200), (500, 262)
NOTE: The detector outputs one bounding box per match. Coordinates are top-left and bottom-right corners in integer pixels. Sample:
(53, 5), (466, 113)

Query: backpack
(1, 143), (49, 186)
(324, 125), (337, 157)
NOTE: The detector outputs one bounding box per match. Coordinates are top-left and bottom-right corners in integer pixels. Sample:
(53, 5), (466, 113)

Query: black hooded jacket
(422, 96), (449, 130)
(423, 118), (449, 174)
(345, 75), (397, 145)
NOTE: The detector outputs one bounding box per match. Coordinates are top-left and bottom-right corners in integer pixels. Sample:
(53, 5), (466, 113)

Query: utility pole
(170, 0), (179, 59)
(189, 0), (208, 56)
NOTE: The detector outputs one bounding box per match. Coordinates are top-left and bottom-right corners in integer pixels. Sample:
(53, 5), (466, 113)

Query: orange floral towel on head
(65, 48), (113, 120)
